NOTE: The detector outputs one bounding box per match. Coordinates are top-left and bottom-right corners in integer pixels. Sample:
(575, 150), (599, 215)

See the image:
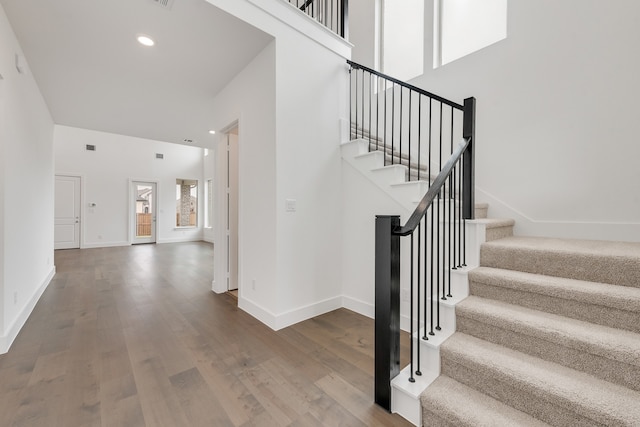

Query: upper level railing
(285, 0), (348, 38)
(346, 61), (476, 411)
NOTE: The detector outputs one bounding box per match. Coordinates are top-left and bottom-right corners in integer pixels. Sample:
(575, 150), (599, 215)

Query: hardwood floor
(0, 242), (412, 426)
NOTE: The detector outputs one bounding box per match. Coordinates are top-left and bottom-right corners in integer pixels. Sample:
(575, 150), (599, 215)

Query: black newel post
(374, 215), (401, 411)
(462, 97), (476, 220)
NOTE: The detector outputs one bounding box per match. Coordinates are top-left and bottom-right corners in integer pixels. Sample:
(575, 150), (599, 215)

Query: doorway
(132, 181), (157, 244)
(54, 175), (81, 249)
(226, 126), (239, 291)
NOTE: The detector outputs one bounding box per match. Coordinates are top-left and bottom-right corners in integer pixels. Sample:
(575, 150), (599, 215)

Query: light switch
(285, 199), (297, 212)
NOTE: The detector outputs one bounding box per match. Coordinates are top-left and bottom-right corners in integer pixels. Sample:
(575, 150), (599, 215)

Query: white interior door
(55, 175), (81, 249)
(227, 129), (239, 291)
(132, 181), (157, 244)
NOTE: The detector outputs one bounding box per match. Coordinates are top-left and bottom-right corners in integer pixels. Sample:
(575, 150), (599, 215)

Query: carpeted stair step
(473, 218), (515, 241)
(440, 333), (640, 426)
(469, 267), (640, 334)
(455, 296), (640, 391)
(420, 375), (549, 427)
(480, 236), (640, 287)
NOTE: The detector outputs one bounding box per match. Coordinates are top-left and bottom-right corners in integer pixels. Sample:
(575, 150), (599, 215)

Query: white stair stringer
(342, 139), (430, 212)
(390, 270), (470, 426)
(342, 138), (518, 426)
(389, 222), (516, 426)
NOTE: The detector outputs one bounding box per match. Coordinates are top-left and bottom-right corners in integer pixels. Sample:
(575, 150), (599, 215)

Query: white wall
(54, 126), (205, 248)
(205, 0), (350, 329)
(341, 161), (411, 320)
(350, 0), (640, 242)
(208, 41), (278, 321)
(349, 0), (379, 69)
(0, 3), (55, 353)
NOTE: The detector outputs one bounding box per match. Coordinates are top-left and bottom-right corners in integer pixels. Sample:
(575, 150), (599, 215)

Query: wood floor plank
(0, 242), (413, 427)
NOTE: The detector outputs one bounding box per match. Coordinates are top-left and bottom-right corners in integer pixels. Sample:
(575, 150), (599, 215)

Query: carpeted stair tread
(455, 296), (640, 390)
(469, 267), (640, 314)
(457, 295), (640, 365)
(421, 375), (550, 427)
(441, 333), (640, 426)
(480, 236), (640, 287)
(472, 218), (515, 228)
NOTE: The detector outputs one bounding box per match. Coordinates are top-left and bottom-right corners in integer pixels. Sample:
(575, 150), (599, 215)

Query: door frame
(212, 121), (241, 295)
(129, 179), (159, 245)
(54, 174), (83, 249)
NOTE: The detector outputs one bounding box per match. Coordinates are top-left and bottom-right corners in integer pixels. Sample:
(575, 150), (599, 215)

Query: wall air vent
(156, 153), (164, 159)
(86, 144), (96, 151)
(149, 0), (175, 10)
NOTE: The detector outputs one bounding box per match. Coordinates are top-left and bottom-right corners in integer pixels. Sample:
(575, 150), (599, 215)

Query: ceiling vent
(149, 0), (175, 10)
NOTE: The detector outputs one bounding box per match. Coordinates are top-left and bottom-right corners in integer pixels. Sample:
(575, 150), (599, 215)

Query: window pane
(176, 179), (198, 227)
(205, 179), (213, 228)
(382, 0), (424, 80)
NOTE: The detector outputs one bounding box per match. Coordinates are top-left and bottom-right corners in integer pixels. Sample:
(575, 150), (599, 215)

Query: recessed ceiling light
(208, 130), (216, 135)
(137, 35), (155, 47)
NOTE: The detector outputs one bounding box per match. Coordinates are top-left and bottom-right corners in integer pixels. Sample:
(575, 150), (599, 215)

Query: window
(435, 0), (507, 67)
(205, 179), (213, 228)
(176, 179), (198, 227)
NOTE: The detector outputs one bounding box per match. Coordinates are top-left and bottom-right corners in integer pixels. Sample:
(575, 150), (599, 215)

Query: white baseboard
(1, 266), (55, 354)
(476, 187), (640, 242)
(82, 240), (129, 249)
(238, 295), (343, 331)
(342, 295), (374, 319)
(157, 236), (204, 244)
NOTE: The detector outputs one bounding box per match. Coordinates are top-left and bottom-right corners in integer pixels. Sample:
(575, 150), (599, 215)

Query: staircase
(420, 233), (640, 425)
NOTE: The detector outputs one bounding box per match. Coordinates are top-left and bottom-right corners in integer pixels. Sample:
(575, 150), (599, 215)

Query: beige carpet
(421, 233), (640, 426)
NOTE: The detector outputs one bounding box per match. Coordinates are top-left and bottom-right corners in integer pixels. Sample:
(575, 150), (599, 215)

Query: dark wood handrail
(394, 138), (470, 236)
(347, 60), (464, 110)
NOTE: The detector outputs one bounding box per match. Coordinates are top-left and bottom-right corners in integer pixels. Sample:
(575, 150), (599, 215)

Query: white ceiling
(1, 0), (273, 146)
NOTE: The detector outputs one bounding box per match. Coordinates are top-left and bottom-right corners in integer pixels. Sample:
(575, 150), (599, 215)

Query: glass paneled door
(132, 181), (157, 244)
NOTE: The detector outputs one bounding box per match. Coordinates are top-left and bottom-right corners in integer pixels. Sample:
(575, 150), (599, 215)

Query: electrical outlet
(13, 292), (17, 305)
(401, 289), (410, 302)
(252, 279), (256, 290)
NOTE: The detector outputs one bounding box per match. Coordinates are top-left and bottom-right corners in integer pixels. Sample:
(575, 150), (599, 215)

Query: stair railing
(347, 60), (477, 410)
(284, 0), (348, 38)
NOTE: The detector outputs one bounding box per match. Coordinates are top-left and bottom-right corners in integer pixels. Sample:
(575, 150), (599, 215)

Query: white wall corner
(212, 280), (226, 294)
(0, 266), (55, 354)
(342, 295), (374, 319)
(273, 296), (343, 330)
(238, 296), (279, 330)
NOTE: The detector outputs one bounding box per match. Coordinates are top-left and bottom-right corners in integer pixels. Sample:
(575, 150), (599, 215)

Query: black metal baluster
(361, 69), (364, 139)
(447, 171), (453, 298)
(399, 86), (403, 171)
(436, 190), (441, 330)
(423, 209), (429, 340)
(349, 66), (352, 140)
(391, 84), (395, 164)
(376, 75), (379, 151)
(354, 68), (358, 141)
(417, 96), (421, 181)
(429, 201), (435, 336)
(408, 91), (412, 180)
(415, 222), (421, 376)
(409, 233), (415, 383)
(384, 79), (388, 164)
(369, 72), (372, 148)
